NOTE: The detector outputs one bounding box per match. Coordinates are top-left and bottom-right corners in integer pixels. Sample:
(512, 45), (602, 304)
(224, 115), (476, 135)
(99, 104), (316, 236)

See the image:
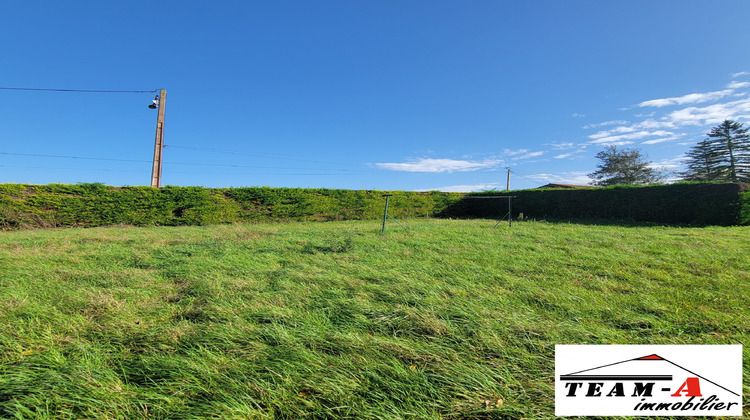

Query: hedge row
(441, 182), (750, 226)
(1, 182), (747, 229)
(0, 183), (462, 229)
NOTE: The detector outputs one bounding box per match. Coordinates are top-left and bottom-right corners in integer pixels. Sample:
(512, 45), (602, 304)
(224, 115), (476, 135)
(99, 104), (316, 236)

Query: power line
(508, 168), (544, 184)
(0, 164), (145, 173)
(1, 151), (149, 163)
(166, 144), (366, 167)
(166, 160), (368, 172)
(0, 151), (378, 173)
(0, 151), (563, 179)
(513, 173), (541, 184)
(0, 164), (361, 177)
(0, 87), (157, 93)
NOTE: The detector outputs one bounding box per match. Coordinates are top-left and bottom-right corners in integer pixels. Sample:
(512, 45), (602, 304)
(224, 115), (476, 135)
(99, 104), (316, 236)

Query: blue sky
(2, 1), (749, 191)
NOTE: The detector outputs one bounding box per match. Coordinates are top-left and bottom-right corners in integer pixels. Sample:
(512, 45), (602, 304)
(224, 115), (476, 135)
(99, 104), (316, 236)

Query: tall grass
(0, 219), (748, 419)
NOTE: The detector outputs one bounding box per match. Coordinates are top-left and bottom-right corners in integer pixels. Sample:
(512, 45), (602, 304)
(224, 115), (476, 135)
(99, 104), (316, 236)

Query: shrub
(442, 182), (749, 226)
(0, 184), (462, 229)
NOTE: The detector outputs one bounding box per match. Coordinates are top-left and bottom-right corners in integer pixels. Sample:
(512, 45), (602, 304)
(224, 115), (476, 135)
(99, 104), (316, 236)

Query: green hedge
(2, 182), (747, 229)
(0, 184), (463, 229)
(441, 183), (750, 226)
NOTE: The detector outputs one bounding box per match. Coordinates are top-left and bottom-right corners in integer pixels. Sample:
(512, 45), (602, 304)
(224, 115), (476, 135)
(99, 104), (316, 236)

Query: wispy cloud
(637, 120), (677, 129)
(521, 171), (591, 186)
(583, 120), (630, 129)
(652, 155), (686, 170)
(637, 89), (734, 108)
(416, 183), (502, 192)
(665, 97), (750, 126)
(731, 71), (749, 78)
(728, 81), (750, 89)
(584, 79), (750, 146)
(374, 158), (502, 173)
(588, 126), (638, 138)
(501, 148), (546, 160)
(547, 142), (576, 150)
(502, 148), (530, 157)
(512, 151), (544, 160)
(641, 134), (684, 145)
(543, 142), (588, 159)
(588, 129), (678, 145)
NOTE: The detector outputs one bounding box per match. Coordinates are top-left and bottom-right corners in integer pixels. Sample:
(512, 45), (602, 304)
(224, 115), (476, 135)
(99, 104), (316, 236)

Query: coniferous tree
(680, 138), (723, 181)
(707, 120), (750, 182)
(683, 120), (750, 182)
(588, 146), (663, 186)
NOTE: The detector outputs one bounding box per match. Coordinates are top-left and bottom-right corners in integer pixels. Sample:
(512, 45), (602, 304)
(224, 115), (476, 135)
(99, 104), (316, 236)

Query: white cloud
(635, 119), (677, 129)
(589, 126), (638, 139)
(592, 140), (634, 146)
(501, 149), (546, 160)
(731, 71), (749, 78)
(416, 183), (502, 192)
(588, 130), (677, 145)
(511, 151), (544, 160)
(641, 134), (684, 145)
(638, 89), (734, 108)
(552, 146), (588, 159)
(585, 83), (750, 148)
(374, 158), (502, 173)
(502, 148), (529, 156)
(547, 142), (576, 150)
(524, 171), (591, 186)
(664, 97), (750, 126)
(583, 120), (630, 129)
(652, 155), (686, 170)
(728, 81), (750, 89)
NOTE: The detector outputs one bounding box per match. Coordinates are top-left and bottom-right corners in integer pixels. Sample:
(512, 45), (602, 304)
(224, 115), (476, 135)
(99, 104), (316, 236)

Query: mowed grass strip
(0, 219), (748, 419)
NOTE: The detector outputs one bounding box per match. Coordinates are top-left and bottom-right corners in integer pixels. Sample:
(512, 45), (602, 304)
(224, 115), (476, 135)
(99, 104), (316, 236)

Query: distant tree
(679, 139), (723, 181)
(588, 146), (663, 186)
(682, 120), (750, 182)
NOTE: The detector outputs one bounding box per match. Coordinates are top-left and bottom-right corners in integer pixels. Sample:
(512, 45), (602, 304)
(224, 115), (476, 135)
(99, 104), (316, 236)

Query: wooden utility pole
(506, 167), (511, 191)
(150, 89), (166, 188)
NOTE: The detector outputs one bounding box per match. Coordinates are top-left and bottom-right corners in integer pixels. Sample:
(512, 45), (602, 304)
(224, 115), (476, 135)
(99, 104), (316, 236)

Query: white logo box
(555, 345), (742, 416)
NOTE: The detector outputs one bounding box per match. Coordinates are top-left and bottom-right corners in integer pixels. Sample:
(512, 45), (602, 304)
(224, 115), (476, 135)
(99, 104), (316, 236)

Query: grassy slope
(0, 219), (748, 419)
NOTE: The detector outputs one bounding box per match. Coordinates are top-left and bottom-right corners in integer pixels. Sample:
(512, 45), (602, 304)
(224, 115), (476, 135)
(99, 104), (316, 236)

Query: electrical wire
(508, 168), (549, 185)
(166, 144), (367, 167)
(3, 145), (375, 172)
(0, 164), (145, 173)
(0, 87), (157, 93)
(0, 151), (378, 174)
(166, 160), (371, 172)
(0, 151), (569, 179)
(1, 151), (577, 183)
(0, 164), (358, 177)
(502, 167), (581, 188)
(0, 151), (150, 163)
(513, 172), (543, 185)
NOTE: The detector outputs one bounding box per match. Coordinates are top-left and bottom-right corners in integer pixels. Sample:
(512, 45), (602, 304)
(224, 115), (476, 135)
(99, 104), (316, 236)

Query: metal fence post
(381, 195), (391, 233)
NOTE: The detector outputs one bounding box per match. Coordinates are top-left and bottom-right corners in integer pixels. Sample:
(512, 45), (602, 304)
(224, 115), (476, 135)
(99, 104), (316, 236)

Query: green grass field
(0, 219), (748, 419)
